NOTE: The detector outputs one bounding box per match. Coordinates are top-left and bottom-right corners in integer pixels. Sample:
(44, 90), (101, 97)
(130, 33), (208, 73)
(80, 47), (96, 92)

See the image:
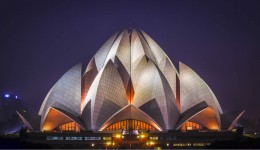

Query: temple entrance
(180, 121), (205, 131)
(103, 119), (158, 132)
(55, 122), (80, 132)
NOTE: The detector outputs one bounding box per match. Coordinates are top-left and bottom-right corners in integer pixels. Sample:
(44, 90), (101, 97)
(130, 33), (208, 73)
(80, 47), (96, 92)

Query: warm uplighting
(42, 124), (52, 131)
(146, 140), (155, 146)
(181, 121), (204, 131)
(103, 137), (112, 140)
(58, 122), (80, 132)
(187, 126), (193, 130)
(91, 143), (95, 147)
(115, 134), (121, 138)
(104, 119), (158, 131)
(126, 79), (134, 104)
(41, 108), (81, 132)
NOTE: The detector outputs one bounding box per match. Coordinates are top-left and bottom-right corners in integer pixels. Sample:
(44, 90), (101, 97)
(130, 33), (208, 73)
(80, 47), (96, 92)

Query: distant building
(17, 28), (244, 133)
(0, 93), (24, 134)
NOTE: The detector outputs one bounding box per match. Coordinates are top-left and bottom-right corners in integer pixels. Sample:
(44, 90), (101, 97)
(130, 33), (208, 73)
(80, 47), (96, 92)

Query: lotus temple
(16, 28), (245, 148)
(17, 28), (244, 133)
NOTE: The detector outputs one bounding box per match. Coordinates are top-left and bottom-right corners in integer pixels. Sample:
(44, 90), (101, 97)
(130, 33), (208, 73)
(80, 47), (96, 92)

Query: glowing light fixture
(4, 94), (10, 98)
(115, 134), (121, 138)
(187, 126), (193, 130)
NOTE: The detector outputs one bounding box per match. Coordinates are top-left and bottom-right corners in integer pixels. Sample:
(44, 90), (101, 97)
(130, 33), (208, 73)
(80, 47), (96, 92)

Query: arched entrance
(104, 119), (158, 132)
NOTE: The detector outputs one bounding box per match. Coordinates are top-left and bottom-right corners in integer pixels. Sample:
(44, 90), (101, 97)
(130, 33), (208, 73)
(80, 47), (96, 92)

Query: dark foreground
(207, 138), (260, 149)
(0, 132), (260, 149)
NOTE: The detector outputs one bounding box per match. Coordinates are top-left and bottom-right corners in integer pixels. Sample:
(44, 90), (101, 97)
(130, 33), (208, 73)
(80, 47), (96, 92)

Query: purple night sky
(0, 0), (259, 126)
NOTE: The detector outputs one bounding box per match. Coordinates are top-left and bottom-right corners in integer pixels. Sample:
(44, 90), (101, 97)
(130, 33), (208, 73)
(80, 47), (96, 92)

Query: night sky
(0, 0), (259, 124)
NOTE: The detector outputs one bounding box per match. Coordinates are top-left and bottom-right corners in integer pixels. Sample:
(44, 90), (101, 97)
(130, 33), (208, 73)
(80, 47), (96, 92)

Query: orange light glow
(114, 133), (121, 138)
(58, 122), (80, 132)
(126, 79), (135, 104)
(180, 121), (204, 131)
(104, 119), (158, 132)
(140, 134), (146, 138)
(42, 108), (81, 132)
(189, 107), (220, 130)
